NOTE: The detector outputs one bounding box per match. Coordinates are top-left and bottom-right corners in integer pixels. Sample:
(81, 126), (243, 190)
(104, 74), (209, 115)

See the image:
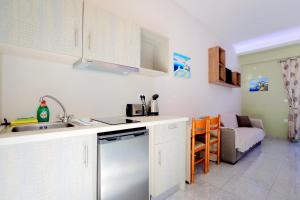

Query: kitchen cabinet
(0, 0), (82, 58)
(0, 134), (97, 200)
(150, 122), (186, 198)
(83, 1), (141, 68)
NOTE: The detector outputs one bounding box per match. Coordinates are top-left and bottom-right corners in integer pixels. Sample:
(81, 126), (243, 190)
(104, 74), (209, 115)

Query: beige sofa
(221, 113), (265, 164)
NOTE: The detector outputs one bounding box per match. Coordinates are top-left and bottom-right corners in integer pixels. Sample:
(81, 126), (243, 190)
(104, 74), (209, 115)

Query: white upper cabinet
(83, 0), (141, 67)
(0, 0), (82, 57)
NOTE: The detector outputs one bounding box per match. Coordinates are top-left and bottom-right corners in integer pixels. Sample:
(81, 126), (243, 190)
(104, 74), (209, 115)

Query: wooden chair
(209, 114), (221, 166)
(191, 117), (210, 183)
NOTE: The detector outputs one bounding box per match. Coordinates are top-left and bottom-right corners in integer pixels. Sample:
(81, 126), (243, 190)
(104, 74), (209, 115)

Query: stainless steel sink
(11, 122), (75, 132)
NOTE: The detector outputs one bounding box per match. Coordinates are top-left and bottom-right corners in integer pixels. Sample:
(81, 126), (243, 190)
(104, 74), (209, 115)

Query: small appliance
(148, 94), (159, 116)
(126, 104), (145, 117)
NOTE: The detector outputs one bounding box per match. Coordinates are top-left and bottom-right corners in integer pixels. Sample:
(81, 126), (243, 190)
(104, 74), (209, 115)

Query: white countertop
(0, 116), (189, 146)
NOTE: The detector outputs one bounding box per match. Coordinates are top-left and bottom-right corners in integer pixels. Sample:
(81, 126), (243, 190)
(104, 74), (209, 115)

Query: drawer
(153, 122), (184, 144)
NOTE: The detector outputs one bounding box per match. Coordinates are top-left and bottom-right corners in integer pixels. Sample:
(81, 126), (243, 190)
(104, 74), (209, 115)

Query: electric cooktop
(93, 117), (140, 125)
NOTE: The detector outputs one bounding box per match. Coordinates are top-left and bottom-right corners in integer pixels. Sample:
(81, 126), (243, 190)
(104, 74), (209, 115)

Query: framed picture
(249, 76), (269, 92)
(173, 52), (191, 78)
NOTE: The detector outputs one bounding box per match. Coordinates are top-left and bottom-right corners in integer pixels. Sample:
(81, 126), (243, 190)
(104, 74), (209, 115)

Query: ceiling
(174, 0), (300, 47)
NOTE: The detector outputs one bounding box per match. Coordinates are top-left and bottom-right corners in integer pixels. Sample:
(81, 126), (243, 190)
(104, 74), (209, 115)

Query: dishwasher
(98, 127), (149, 200)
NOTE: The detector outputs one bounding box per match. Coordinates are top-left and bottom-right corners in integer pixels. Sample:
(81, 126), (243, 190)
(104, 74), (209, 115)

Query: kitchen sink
(11, 122), (75, 132)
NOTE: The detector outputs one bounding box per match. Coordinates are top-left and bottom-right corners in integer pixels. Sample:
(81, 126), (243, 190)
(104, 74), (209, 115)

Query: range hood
(73, 58), (139, 75)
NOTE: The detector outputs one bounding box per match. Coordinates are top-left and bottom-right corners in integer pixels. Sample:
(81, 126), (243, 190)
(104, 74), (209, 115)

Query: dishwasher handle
(99, 129), (149, 144)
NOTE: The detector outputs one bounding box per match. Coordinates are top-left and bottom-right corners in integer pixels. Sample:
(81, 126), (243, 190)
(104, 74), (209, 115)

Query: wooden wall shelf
(214, 80), (240, 88)
(208, 46), (241, 88)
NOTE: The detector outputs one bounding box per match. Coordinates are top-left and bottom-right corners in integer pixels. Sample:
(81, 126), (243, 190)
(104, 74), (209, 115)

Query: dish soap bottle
(37, 100), (50, 122)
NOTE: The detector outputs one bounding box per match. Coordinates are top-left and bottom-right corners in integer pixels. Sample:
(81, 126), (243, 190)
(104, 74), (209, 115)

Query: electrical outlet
(283, 119), (288, 123)
(283, 99), (288, 103)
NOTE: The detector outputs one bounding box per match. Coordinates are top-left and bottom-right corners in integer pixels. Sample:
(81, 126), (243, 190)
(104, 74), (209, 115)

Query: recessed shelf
(140, 28), (169, 77)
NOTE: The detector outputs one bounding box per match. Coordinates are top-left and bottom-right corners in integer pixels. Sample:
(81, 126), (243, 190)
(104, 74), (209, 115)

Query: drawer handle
(168, 124), (178, 130)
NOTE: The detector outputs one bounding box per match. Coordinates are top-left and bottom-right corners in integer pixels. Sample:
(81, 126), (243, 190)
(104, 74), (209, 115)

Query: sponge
(11, 117), (38, 126)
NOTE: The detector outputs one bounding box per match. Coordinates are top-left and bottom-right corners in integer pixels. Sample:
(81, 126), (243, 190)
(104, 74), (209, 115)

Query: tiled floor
(168, 138), (300, 200)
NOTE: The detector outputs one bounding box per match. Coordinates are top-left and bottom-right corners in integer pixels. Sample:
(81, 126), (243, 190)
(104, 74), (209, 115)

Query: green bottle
(37, 100), (50, 122)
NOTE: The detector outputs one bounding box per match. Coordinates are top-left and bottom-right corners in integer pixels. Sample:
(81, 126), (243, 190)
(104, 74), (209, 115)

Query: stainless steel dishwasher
(98, 127), (149, 200)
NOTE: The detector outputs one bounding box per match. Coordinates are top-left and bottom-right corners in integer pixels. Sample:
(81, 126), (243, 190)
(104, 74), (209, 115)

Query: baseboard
(151, 185), (179, 200)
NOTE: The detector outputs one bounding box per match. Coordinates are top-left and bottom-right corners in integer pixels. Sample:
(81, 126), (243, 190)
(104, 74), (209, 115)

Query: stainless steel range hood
(73, 58), (139, 75)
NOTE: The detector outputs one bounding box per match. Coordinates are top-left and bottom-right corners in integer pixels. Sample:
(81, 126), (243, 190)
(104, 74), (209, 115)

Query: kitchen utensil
(140, 95), (148, 115)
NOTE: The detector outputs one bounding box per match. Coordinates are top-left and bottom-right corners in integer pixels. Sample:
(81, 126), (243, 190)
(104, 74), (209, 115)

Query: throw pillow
(236, 115), (252, 127)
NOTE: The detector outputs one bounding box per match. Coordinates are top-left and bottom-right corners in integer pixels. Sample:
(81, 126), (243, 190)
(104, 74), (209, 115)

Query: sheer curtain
(281, 58), (300, 141)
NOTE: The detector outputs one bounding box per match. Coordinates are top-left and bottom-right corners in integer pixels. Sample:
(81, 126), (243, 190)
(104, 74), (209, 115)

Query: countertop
(0, 116), (189, 146)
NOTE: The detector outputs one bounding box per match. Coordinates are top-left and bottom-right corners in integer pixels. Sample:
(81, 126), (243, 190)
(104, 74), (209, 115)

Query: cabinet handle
(168, 124), (178, 130)
(83, 145), (87, 167)
(83, 145), (89, 168)
(86, 145), (89, 168)
(74, 28), (78, 47)
(158, 151), (162, 166)
(88, 32), (91, 50)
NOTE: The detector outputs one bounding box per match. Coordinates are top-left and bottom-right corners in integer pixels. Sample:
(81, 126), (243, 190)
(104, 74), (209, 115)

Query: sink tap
(39, 95), (72, 123)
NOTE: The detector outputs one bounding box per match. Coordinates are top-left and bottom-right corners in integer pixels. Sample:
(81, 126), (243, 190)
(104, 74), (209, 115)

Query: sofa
(220, 113), (265, 164)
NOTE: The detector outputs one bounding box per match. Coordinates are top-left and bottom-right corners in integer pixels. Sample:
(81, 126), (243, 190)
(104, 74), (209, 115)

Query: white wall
(0, 0), (241, 121)
(96, 0), (241, 117)
(1, 54), (154, 121)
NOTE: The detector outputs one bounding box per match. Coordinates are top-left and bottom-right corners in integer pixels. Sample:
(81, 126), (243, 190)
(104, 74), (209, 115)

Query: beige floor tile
(168, 138), (300, 200)
(266, 189), (289, 200)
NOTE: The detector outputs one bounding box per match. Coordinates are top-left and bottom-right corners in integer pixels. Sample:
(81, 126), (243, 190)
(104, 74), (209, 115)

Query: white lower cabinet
(0, 134), (97, 200)
(150, 122), (186, 199)
(153, 140), (178, 196)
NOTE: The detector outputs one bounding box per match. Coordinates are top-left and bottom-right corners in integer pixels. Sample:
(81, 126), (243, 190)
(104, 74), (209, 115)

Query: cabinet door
(151, 122), (186, 197)
(0, 134), (97, 200)
(80, 134), (97, 200)
(0, 0), (82, 57)
(84, 1), (140, 67)
(153, 140), (178, 197)
(41, 0), (83, 57)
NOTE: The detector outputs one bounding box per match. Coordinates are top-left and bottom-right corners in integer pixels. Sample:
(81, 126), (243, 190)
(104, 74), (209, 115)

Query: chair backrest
(210, 114), (221, 130)
(192, 117), (210, 136)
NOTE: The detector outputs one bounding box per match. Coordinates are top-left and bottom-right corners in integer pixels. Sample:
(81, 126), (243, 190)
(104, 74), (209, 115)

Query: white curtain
(281, 58), (300, 141)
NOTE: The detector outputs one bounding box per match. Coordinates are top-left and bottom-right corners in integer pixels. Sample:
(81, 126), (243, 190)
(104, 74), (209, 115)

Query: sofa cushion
(221, 113), (238, 128)
(236, 115), (252, 127)
(235, 127), (265, 152)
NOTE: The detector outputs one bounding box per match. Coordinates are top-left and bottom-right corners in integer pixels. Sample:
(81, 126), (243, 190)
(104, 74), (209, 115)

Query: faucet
(39, 95), (72, 123)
